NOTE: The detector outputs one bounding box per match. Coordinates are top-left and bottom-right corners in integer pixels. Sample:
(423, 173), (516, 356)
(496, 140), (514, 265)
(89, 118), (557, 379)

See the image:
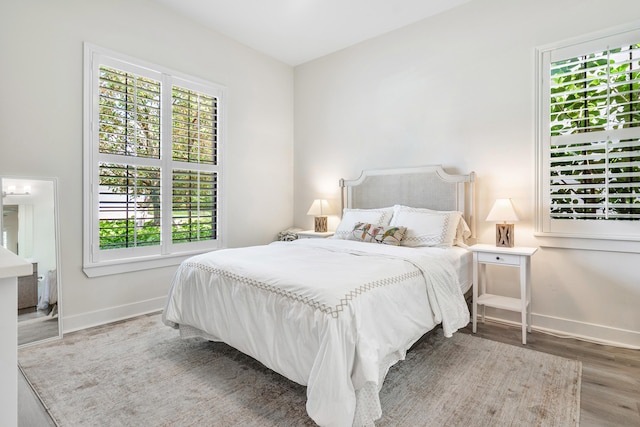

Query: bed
(162, 165), (476, 426)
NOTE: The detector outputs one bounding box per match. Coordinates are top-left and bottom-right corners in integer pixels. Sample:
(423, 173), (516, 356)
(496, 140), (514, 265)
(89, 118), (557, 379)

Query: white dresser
(0, 247), (33, 427)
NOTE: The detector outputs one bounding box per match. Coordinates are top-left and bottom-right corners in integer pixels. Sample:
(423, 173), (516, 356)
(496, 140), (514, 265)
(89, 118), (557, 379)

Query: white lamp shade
(486, 198), (519, 222)
(307, 199), (330, 216)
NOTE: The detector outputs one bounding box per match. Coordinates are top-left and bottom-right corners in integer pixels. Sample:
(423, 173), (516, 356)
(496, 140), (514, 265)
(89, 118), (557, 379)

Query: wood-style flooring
(18, 320), (640, 426)
(458, 321), (640, 426)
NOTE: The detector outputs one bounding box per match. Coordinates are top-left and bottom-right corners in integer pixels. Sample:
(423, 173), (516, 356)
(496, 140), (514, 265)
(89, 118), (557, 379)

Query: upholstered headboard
(339, 165), (476, 239)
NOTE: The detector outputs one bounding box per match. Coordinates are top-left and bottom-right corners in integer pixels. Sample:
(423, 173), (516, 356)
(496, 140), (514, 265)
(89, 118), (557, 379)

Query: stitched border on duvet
(182, 262), (422, 319)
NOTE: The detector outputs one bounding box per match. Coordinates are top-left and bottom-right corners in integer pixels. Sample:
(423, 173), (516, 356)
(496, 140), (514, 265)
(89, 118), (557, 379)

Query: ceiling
(152, 0), (472, 66)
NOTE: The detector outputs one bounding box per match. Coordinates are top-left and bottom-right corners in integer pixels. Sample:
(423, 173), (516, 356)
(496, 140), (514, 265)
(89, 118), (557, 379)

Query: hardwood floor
(459, 320), (640, 427)
(18, 317), (59, 347)
(18, 319), (639, 426)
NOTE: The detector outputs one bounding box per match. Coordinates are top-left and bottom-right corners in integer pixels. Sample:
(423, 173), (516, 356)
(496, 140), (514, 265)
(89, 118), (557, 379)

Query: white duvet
(162, 238), (470, 426)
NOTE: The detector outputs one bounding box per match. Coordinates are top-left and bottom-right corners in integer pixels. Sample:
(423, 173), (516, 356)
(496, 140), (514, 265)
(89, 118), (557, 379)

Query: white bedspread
(162, 238), (469, 426)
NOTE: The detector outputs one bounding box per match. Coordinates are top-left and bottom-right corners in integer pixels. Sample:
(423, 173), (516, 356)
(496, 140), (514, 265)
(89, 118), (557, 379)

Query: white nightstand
(470, 244), (538, 344)
(297, 230), (334, 239)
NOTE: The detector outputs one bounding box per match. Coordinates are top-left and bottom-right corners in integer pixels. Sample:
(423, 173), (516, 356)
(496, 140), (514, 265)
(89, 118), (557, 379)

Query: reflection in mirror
(1, 177), (61, 346)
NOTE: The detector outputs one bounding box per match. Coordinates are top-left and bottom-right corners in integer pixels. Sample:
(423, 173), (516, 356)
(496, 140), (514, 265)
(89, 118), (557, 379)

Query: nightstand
(296, 230), (334, 239)
(470, 244), (538, 344)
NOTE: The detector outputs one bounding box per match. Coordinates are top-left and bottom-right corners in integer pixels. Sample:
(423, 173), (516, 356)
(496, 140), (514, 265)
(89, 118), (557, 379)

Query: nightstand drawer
(477, 252), (520, 266)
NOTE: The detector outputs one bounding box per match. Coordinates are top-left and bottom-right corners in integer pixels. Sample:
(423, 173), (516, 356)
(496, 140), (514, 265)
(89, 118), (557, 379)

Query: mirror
(1, 177), (61, 346)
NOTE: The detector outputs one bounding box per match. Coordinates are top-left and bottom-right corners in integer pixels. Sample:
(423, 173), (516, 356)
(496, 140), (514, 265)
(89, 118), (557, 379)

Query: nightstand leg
(480, 263), (486, 323)
(526, 258), (532, 333)
(520, 258), (527, 344)
(472, 253), (478, 333)
(520, 307), (527, 344)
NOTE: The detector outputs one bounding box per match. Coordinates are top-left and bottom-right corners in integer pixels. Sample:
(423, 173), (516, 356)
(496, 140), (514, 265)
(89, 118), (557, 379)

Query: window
(536, 27), (640, 245)
(83, 44), (224, 276)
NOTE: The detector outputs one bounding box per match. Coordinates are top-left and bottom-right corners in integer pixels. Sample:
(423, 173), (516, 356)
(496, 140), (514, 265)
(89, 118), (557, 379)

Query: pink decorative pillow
(349, 222), (407, 246)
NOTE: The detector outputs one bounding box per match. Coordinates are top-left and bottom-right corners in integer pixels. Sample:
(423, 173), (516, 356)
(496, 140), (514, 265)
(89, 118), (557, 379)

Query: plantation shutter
(98, 66), (162, 249)
(549, 43), (640, 220)
(171, 86), (218, 243)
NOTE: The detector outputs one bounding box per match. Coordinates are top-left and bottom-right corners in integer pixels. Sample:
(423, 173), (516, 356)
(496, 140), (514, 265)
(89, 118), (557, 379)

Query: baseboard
(62, 297), (166, 334)
(481, 310), (640, 349)
(63, 298), (640, 349)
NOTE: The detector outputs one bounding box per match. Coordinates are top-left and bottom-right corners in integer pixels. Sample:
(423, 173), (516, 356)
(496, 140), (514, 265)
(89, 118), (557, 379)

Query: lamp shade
(307, 199), (330, 216)
(486, 198), (519, 223)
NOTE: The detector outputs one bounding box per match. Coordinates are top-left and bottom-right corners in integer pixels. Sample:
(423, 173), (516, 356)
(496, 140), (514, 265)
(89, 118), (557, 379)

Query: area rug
(19, 314), (581, 426)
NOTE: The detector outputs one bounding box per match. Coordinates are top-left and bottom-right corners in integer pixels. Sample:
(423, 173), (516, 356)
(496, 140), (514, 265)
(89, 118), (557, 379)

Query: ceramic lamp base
(314, 216), (328, 233)
(495, 223), (515, 247)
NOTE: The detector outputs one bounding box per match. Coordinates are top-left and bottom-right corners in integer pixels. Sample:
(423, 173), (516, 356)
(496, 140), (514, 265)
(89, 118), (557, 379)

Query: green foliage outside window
(99, 218), (214, 249)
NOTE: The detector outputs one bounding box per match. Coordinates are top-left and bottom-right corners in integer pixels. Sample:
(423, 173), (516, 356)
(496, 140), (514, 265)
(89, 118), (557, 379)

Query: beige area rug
(19, 314), (581, 426)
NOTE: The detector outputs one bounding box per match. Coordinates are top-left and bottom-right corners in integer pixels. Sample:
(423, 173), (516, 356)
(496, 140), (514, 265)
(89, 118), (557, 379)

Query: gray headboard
(339, 165), (476, 239)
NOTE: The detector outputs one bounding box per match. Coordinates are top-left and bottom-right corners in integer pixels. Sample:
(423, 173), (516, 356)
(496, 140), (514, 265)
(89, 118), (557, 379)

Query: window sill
(83, 250), (211, 277)
(534, 232), (640, 254)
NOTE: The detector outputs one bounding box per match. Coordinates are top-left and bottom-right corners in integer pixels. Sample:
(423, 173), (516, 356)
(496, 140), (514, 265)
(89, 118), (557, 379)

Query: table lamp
(307, 199), (330, 232)
(486, 198), (519, 247)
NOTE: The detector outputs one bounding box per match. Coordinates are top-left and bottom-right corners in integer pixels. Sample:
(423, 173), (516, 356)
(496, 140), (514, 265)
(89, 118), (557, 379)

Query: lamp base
(314, 216), (328, 233)
(495, 223), (515, 247)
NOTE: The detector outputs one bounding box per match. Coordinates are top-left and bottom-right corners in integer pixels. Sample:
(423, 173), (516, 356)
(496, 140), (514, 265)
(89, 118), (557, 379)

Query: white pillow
(333, 207), (393, 240)
(392, 205), (471, 244)
(389, 205), (467, 247)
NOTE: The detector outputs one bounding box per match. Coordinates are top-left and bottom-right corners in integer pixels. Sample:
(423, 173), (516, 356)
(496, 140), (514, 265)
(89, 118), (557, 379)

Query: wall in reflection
(1, 177), (61, 345)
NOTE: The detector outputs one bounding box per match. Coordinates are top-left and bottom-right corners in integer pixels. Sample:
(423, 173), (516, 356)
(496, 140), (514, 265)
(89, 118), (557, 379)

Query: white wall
(0, 0), (294, 331)
(294, 0), (640, 347)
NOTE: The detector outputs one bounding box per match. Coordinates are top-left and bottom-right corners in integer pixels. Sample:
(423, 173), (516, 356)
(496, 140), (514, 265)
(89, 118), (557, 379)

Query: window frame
(535, 24), (640, 252)
(83, 43), (226, 277)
